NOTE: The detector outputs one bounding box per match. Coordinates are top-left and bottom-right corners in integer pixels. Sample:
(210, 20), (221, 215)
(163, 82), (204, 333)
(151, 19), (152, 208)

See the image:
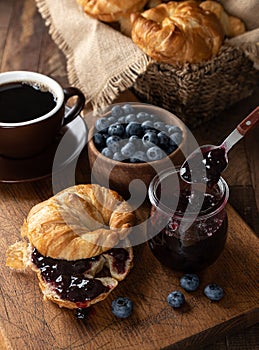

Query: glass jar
(148, 167), (229, 272)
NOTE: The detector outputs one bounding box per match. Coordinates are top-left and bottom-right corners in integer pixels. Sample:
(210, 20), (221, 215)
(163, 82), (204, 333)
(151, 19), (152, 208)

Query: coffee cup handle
(63, 87), (86, 125)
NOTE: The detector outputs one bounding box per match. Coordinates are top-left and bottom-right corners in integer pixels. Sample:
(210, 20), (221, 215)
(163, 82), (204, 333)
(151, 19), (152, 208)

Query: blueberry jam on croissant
(31, 247), (129, 304)
(106, 248), (129, 274)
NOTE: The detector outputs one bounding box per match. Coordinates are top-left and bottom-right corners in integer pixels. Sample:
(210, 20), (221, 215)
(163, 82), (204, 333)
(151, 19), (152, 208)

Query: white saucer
(0, 113), (87, 183)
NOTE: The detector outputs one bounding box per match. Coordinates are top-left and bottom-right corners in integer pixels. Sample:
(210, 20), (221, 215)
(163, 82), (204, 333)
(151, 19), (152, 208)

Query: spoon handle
(236, 106), (259, 135)
(222, 106), (259, 153)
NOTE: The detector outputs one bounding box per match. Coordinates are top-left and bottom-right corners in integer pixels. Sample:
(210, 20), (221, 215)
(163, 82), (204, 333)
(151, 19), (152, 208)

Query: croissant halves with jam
(6, 184), (135, 310)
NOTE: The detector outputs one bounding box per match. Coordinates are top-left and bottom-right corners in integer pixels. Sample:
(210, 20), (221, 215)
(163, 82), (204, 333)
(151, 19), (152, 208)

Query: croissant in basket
(6, 184), (135, 311)
(77, 0), (148, 22)
(199, 1), (245, 38)
(131, 0), (245, 65)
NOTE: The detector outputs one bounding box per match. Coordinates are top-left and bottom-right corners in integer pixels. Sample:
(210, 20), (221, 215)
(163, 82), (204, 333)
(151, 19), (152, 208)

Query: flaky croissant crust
(21, 184), (135, 260)
(199, 0), (245, 38)
(131, 0), (225, 65)
(77, 0), (148, 22)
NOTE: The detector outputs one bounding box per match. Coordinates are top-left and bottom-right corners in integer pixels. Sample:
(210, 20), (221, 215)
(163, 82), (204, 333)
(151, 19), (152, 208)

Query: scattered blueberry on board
(204, 283), (224, 301)
(93, 104), (183, 163)
(180, 273), (200, 292)
(112, 296), (133, 318)
(167, 290), (185, 308)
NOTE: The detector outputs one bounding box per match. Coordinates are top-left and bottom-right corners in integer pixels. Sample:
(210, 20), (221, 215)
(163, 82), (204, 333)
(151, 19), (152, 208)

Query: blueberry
(130, 151), (147, 163)
(167, 291), (185, 308)
(154, 121), (166, 131)
(136, 111), (150, 123)
(111, 296), (133, 318)
(149, 114), (159, 122)
(126, 122), (143, 137)
(128, 136), (143, 152)
(141, 120), (155, 131)
(111, 105), (124, 118)
(129, 135), (140, 142)
(166, 144), (177, 155)
(166, 125), (182, 135)
(180, 274), (200, 292)
(93, 133), (106, 150)
(204, 284), (224, 301)
(122, 104), (135, 114)
(157, 131), (170, 150)
(121, 142), (136, 158)
(142, 131), (158, 148)
(95, 117), (109, 132)
(108, 116), (116, 124)
(146, 146), (164, 161)
(143, 129), (158, 137)
(118, 116), (126, 123)
(113, 151), (125, 162)
(170, 132), (182, 146)
(125, 114), (137, 123)
(106, 135), (121, 153)
(101, 147), (113, 158)
(108, 123), (125, 137)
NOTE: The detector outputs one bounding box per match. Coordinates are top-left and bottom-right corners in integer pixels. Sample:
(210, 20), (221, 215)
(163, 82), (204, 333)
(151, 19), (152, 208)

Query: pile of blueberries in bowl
(92, 103), (183, 163)
(87, 102), (187, 197)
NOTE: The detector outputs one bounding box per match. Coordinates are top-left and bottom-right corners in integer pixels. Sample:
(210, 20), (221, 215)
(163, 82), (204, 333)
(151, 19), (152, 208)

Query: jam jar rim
(148, 166), (229, 222)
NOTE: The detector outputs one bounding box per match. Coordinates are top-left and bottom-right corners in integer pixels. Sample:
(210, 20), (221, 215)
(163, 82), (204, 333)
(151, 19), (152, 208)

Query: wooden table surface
(0, 1), (258, 349)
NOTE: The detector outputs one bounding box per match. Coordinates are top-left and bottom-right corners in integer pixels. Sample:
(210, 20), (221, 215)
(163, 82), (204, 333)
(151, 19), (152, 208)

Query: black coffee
(0, 81), (57, 123)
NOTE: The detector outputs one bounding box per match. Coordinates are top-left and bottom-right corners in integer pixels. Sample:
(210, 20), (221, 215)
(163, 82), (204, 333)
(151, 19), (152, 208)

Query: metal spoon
(180, 106), (259, 187)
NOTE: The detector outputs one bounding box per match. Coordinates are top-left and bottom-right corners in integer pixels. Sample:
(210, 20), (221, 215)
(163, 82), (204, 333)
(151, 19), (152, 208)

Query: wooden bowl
(87, 103), (188, 199)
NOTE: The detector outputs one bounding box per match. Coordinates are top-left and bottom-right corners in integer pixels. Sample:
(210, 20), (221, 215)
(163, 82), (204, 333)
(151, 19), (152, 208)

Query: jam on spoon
(180, 145), (227, 188)
(180, 106), (259, 187)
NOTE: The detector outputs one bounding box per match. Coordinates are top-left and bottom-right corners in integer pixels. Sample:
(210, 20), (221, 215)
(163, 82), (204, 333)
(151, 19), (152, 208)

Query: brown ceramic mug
(0, 71), (85, 158)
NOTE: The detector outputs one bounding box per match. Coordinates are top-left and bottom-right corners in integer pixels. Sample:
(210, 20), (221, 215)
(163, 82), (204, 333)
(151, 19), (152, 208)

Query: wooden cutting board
(0, 204), (258, 350)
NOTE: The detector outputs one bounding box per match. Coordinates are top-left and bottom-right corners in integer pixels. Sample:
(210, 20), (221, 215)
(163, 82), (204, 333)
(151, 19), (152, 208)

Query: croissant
(131, 0), (225, 65)
(77, 0), (148, 22)
(199, 1), (245, 38)
(21, 183), (135, 260)
(6, 184), (135, 310)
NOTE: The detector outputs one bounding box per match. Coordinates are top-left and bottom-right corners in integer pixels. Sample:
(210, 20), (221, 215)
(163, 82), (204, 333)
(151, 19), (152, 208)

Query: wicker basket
(132, 44), (259, 128)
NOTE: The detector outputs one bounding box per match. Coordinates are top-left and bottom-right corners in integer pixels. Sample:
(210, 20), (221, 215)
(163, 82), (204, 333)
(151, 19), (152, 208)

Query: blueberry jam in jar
(148, 167), (229, 272)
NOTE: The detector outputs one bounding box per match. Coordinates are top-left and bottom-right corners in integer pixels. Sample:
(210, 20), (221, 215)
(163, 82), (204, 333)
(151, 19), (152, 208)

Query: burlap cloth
(35, 0), (259, 111)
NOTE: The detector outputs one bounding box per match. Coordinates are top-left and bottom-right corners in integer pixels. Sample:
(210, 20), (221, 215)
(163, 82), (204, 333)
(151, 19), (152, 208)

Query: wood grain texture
(0, 203), (258, 350)
(0, 0), (258, 349)
(1, 0), (44, 71)
(0, 0), (14, 29)
(245, 122), (259, 213)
